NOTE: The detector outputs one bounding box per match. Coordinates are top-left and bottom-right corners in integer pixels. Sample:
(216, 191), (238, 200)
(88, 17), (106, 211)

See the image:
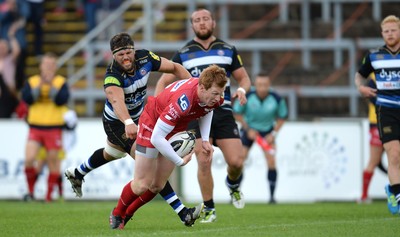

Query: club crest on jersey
(178, 94), (190, 111)
(376, 54), (384, 60)
(188, 53), (196, 59)
(140, 68), (147, 76)
(217, 50), (225, 56)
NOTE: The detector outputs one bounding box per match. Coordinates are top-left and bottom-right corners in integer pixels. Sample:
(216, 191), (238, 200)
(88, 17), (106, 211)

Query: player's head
(380, 15), (400, 48)
(190, 8), (216, 40)
(40, 52), (58, 83)
(198, 65), (227, 106)
(254, 71), (271, 99)
(110, 32), (135, 71)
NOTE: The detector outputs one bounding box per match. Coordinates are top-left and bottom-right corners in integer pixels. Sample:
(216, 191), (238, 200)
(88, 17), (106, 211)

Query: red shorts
(136, 112), (175, 148)
(28, 127), (63, 150)
(369, 125), (382, 147)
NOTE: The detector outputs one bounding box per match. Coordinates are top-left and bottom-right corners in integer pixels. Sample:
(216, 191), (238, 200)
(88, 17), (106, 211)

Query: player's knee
(132, 180), (149, 196)
(197, 155), (212, 169)
(149, 183), (163, 193)
(227, 158), (244, 170)
(104, 144), (127, 160)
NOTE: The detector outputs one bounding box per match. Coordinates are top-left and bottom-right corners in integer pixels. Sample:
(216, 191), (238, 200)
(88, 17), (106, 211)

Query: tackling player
(64, 32), (202, 226)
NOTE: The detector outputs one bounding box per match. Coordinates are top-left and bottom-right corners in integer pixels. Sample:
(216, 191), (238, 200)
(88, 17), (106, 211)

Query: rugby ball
(168, 131), (196, 157)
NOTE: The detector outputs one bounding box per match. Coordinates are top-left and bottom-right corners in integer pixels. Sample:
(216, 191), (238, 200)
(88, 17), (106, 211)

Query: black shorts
(240, 129), (272, 148)
(187, 107), (240, 145)
(376, 105), (400, 144)
(102, 117), (137, 153)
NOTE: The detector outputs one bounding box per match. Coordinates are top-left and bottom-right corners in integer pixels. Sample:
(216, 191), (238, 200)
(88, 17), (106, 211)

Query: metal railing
(58, 0), (391, 117)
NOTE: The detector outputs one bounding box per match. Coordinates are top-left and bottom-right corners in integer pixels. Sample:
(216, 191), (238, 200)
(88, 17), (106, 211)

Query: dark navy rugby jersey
(358, 45), (400, 109)
(103, 49), (162, 122)
(171, 38), (244, 108)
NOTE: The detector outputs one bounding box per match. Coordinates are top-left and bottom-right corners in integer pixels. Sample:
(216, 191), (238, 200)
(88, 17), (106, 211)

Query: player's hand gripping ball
(168, 131), (196, 157)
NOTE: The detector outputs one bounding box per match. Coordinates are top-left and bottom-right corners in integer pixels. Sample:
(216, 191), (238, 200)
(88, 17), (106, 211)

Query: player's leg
(124, 154), (203, 227)
(384, 140), (400, 214)
(264, 148), (277, 204)
(45, 149), (60, 202)
(361, 145), (384, 202)
(43, 129), (63, 202)
(153, 156), (203, 226)
(65, 142), (127, 197)
(57, 150), (66, 199)
(194, 136), (218, 223)
(65, 119), (131, 197)
(217, 137), (246, 208)
(361, 125), (384, 202)
(214, 109), (245, 209)
(24, 135), (41, 201)
(110, 149), (157, 229)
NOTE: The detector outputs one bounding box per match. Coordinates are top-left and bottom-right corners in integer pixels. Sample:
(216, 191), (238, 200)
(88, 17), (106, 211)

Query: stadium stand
(25, 0), (398, 118)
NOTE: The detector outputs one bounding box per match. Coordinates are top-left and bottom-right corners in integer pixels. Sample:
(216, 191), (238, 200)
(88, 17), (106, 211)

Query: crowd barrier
(0, 119), (387, 202)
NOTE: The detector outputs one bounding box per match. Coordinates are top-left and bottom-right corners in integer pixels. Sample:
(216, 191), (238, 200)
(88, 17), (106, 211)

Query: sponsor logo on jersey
(178, 94), (190, 111)
(379, 69), (400, 81)
(149, 51), (160, 61)
(190, 67), (204, 77)
(167, 104), (179, 119)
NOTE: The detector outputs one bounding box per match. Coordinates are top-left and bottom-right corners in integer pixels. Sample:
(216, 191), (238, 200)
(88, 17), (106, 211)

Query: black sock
(226, 174), (243, 190)
(75, 148), (107, 179)
(159, 181), (186, 220)
(391, 183), (400, 205)
(267, 169), (277, 200)
(204, 199), (215, 209)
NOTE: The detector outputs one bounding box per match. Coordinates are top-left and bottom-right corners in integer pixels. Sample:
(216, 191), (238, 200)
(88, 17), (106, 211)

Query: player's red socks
(125, 189), (157, 216)
(362, 171), (373, 200)
(25, 167), (37, 195)
(46, 173), (60, 202)
(58, 175), (63, 197)
(113, 181), (139, 217)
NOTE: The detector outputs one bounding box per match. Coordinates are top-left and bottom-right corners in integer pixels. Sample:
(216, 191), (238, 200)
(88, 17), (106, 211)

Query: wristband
(237, 87), (246, 94)
(271, 130), (278, 137)
(124, 118), (134, 126)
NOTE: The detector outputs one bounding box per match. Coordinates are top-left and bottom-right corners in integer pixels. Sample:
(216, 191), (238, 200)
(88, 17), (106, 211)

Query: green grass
(0, 200), (397, 237)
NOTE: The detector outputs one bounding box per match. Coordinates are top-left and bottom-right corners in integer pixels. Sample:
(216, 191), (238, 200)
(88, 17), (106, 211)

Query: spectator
(97, 0), (123, 40)
(0, 0), (29, 91)
(82, 0), (99, 33)
(26, 0), (44, 57)
(0, 24), (20, 118)
(54, 0), (83, 15)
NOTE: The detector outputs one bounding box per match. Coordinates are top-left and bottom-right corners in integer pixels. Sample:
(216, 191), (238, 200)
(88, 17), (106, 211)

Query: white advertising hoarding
(182, 120), (388, 203)
(0, 119), (134, 200)
(0, 119), (388, 202)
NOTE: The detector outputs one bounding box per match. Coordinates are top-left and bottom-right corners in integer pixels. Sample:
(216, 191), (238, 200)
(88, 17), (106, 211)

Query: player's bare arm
(154, 58), (191, 96)
(155, 73), (176, 96)
(105, 85), (137, 139)
(231, 67), (251, 105)
(355, 72), (377, 98)
(158, 57), (191, 80)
